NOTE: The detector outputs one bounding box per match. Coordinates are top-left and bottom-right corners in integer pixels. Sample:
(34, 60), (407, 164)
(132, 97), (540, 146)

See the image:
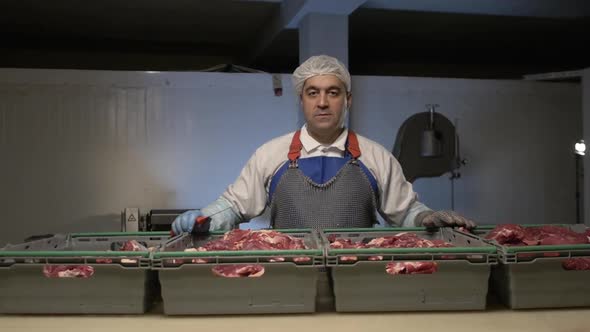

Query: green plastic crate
(152, 229), (324, 315)
(0, 232), (171, 314)
(321, 227), (497, 312)
(456, 224), (590, 309)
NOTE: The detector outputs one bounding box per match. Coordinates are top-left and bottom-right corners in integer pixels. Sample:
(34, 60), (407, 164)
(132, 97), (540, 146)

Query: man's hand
(415, 210), (476, 229)
(171, 210), (203, 235)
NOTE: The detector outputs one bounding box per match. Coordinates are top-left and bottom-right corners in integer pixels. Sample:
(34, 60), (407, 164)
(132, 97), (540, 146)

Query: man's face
(301, 74), (351, 135)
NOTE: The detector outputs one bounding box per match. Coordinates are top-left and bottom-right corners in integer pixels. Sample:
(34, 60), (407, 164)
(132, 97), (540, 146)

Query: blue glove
(171, 210), (203, 235)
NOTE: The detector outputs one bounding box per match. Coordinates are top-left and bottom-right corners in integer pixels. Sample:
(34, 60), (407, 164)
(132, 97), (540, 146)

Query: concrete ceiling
(1, 0), (589, 78)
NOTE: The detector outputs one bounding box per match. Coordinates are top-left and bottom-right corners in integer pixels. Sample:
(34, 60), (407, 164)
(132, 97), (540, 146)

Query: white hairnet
(292, 55), (351, 96)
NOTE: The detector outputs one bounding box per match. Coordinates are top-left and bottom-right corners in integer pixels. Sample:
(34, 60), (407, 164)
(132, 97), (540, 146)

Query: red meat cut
(172, 230), (312, 276)
(198, 229), (307, 251)
(484, 224), (526, 245)
(485, 224), (589, 246)
(562, 257), (590, 270)
(328, 232), (454, 263)
(43, 265), (94, 278)
(386, 262), (438, 275)
(96, 239), (149, 264)
(211, 264), (265, 277)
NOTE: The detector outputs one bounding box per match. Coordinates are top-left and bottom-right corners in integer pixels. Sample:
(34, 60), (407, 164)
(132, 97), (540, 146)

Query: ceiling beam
(523, 69), (583, 81)
(283, 0), (367, 28)
(240, 0), (366, 65)
(362, 0), (590, 18)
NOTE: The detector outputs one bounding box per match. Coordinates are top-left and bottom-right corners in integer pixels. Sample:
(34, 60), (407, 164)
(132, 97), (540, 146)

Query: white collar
(300, 125), (348, 153)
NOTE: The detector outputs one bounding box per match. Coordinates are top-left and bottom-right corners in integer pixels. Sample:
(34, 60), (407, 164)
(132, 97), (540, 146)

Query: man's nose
(317, 92), (329, 108)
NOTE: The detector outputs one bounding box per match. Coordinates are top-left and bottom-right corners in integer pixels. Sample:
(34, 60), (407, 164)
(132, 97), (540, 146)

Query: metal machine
(392, 104), (466, 209)
(121, 208), (194, 232)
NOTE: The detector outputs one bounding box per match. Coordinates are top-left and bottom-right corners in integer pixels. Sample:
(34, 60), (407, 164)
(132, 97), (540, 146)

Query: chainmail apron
(270, 130), (378, 229)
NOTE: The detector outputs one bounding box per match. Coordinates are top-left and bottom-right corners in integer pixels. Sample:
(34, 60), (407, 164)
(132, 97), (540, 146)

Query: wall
(0, 69), (581, 245)
(352, 75), (581, 225)
(0, 69), (298, 245)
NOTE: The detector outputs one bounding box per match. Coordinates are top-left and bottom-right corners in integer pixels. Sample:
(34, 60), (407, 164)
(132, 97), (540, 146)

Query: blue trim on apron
(269, 156), (378, 202)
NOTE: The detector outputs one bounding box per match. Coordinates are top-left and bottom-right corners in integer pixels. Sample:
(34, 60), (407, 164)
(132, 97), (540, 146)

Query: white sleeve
(399, 200), (432, 227)
(364, 143), (432, 227)
(220, 146), (273, 222)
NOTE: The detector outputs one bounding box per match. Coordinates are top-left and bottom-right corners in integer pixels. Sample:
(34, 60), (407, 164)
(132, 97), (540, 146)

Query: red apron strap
(288, 130), (303, 162)
(347, 130), (361, 159)
(289, 129), (361, 161)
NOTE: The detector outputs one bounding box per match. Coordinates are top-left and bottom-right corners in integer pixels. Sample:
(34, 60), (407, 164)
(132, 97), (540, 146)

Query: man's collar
(300, 125), (348, 153)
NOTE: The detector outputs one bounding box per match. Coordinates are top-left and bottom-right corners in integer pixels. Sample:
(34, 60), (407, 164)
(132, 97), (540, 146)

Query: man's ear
(346, 92), (352, 108)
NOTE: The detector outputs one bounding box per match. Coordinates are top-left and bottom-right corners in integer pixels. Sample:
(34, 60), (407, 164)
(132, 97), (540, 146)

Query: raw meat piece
(386, 262), (438, 275)
(430, 239), (455, 248)
(200, 239), (236, 251)
(486, 224), (589, 246)
(329, 238), (366, 249)
(484, 224), (526, 245)
(196, 230), (307, 252)
(241, 230), (307, 250)
(182, 230), (311, 275)
(293, 256), (312, 263)
(562, 258), (590, 270)
(329, 233), (454, 262)
(120, 240), (147, 263)
(222, 229), (252, 245)
(186, 248), (208, 264)
(166, 248), (206, 265)
(212, 264), (265, 277)
(96, 239), (149, 264)
(327, 234), (339, 243)
(366, 233), (453, 248)
(329, 238), (367, 262)
(43, 265), (94, 278)
(328, 233), (454, 249)
(522, 226), (587, 246)
(95, 258), (113, 264)
(120, 240), (148, 251)
(487, 224), (590, 262)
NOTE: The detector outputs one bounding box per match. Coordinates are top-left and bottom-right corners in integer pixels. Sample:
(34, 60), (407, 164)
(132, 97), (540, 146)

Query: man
(172, 55), (475, 234)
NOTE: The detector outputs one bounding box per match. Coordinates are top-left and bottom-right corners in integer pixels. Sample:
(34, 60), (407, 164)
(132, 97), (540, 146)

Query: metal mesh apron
(270, 130), (378, 229)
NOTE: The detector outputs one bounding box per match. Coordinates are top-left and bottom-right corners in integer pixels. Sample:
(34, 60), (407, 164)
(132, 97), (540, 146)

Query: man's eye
(307, 91), (317, 96)
(329, 90), (340, 96)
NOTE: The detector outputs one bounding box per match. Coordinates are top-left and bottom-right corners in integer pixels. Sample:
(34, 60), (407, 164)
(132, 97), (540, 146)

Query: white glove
(415, 210), (476, 229)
